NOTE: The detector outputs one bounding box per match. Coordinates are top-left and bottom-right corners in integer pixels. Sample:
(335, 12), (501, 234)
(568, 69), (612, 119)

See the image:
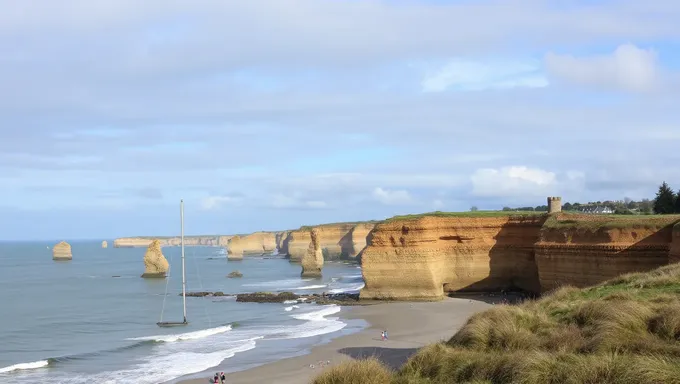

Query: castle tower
(547, 196), (562, 213)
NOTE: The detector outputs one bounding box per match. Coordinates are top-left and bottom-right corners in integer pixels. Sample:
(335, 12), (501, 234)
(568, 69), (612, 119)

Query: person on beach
(384, 329), (388, 340)
(220, 372), (226, 383)
(381, 330), (385, 341)
(213, 372), (219, 383)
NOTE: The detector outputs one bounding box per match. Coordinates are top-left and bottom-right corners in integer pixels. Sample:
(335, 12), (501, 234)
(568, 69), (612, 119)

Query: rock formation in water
(101, 240), (108, 248)
(114, 236), (226, 248)
(301, 229), (324, 278)
(285, 222), (376, 262)
(226, 232), (278, 255)
(360, 213), (680, 301)
(227, 270), (243, 278)
(226, 235), (244, 260)
(141, 239), (169, 278)
(52, 241), (72, 260)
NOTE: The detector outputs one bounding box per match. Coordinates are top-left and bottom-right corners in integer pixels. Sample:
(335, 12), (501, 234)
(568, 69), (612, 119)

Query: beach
(178, 297), (493, 384)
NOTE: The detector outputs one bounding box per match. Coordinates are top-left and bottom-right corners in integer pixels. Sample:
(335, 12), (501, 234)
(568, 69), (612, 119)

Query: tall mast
(181, 199), (187, 323)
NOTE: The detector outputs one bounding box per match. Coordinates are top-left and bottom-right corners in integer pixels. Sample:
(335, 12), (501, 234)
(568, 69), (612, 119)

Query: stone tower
(548, 196), (562, 213)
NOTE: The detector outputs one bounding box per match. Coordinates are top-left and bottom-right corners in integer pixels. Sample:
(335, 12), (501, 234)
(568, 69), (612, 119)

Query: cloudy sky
(1, 0), (680, 240)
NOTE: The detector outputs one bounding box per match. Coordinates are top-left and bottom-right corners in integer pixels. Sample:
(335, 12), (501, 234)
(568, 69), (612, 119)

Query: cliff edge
(141, 239), (169, 278)
(285, 222), (377, 262)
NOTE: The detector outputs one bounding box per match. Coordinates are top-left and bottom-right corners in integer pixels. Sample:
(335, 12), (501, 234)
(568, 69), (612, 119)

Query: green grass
(299, 220), (381, 231)
(385, 210), (543, 222)
(542, 213), (680, 231)
(312, 263), (680, 384)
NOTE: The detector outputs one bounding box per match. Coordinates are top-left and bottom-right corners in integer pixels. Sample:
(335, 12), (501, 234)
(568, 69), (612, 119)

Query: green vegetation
(385, 210), (543, 222)
(542, 212), (680, 231)
(313, 263), (680, 384)
(299, 220), (381, 231)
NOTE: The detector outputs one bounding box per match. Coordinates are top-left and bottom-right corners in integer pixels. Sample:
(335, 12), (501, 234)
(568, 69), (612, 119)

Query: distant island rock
(141, 239), (169, 278)
(227, 270), (243, 278)
(52, 241), (72, 261)
(101, 240), (108, 248)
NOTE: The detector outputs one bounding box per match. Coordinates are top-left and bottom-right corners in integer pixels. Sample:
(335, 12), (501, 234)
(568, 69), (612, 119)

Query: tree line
(652, 181), (680, 214)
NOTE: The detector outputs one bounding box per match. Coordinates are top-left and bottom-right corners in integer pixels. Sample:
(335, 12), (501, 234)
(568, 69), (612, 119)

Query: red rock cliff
(285, 223), (376, 262)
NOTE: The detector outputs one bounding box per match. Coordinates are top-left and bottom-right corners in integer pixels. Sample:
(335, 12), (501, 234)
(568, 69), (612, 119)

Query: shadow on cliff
(446, 215), (549, 296)
(338, 346), (419, 371)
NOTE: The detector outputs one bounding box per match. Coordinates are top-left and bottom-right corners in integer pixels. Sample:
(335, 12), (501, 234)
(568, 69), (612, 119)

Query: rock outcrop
(285, 222), (377, 262)
(301, 229), (324, 278)
(52, 241), (72, 260)
(227, 232), (277, 257)
(226, 235), (245, 260)
(114, 236), (227, 248)
(141, 239), (169, 278)
(101, 240), (108, 248)
(359, 213), (680, 301)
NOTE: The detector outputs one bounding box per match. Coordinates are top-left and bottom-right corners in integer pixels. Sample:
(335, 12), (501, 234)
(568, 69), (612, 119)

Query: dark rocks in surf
(236, 291), (299, 303)
(183, 291), (230, 297)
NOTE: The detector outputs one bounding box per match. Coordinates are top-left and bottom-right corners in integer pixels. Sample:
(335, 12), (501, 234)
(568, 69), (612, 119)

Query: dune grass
(386, 211), (543, 222)
(542, 213), (680, 231)
(312, 263), (680, 384)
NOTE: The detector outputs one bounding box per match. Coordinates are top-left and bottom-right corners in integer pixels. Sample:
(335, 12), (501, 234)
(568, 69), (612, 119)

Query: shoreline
(176, 297), (493, 384)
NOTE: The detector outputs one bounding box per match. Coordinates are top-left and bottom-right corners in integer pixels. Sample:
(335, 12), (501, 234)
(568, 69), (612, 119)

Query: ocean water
(0, 241), (366, 384)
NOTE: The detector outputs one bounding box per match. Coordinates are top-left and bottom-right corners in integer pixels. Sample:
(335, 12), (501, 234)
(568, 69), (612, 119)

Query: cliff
(226, 235), (244, 260)
(141, 239), (169, 278)
(114, 236), (226, 248)
(301, 229), (323, 277)
(359, 212), (680, 301)
(101, 240), (108, 248)
(285, 222), (377, 262)
(535, 214), (679, 291)
(226, 232), (278, 256)
(52, 241), (72, 260)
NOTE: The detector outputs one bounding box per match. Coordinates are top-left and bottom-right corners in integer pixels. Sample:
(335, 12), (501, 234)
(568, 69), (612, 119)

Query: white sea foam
(0, 360), (48, 374)
(126, 325), (232, 343)
(291, 305), (341, 321)
(284, 305), (299, 312)
(283, 300), (298, 304)
(327, 282), (365, 294)
(242, 278), (313, 288)
(293, 284), (327, 290)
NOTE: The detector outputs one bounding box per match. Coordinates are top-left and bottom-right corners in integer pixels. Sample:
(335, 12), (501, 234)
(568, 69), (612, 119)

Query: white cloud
(268, 194), (328, 210)
(372, 187), (413, 205)
(470, 166), (558, 198)
(200, 195), (242, 210)
(544, 44), (663, 93)
(421, 58), (548, 92)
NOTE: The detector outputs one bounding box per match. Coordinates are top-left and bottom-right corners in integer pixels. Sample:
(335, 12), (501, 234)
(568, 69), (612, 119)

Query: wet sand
(177, 297), (492, 384)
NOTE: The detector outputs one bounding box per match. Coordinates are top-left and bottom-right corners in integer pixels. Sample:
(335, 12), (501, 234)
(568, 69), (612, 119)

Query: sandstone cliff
(227, 235), (244, 260)
(114, 236), (226, 248)
(285, 222), (376, 262)
(102, 240), (108, 248)
(535, 214), (679, 291)
(226, 232), (277, 257)
(52, 241), (72, 260)
(359, 213), (680, 301)
(301, 229), (323, 277)
(141, 239), (169, 278)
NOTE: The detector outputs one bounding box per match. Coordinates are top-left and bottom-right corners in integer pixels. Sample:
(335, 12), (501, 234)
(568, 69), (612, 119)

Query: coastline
(176, 297), (493, 384)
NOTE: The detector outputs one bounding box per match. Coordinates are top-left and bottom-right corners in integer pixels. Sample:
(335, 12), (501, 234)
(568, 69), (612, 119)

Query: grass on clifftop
(386, 210), (543, 222)
(313, 263), (680, 384)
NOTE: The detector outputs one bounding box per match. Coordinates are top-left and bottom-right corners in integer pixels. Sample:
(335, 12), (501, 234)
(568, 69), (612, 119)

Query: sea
(0, 241), (367, 384)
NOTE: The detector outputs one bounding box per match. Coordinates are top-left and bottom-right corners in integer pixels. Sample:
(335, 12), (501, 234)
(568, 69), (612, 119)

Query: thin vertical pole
(181, 199), (187, 323)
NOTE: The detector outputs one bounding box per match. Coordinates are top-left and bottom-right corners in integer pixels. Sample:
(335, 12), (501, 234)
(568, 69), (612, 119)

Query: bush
(312, 358), (392, 384)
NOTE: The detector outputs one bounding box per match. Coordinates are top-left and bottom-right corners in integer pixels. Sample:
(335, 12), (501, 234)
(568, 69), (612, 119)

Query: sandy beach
(177, 296), (493, 384)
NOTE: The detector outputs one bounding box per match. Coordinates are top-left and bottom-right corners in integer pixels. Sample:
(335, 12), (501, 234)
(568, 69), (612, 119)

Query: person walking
(381, 330), (385, 341)
(220, 372), (226, 383)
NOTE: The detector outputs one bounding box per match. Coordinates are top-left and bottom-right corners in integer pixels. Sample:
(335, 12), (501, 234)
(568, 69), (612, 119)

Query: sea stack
(101, 240), (108, 248)
(52, 241), (72, 260)
(301, 228), (323, 278)
(227, 236), (244, 260)
(141, 239), (169, 278)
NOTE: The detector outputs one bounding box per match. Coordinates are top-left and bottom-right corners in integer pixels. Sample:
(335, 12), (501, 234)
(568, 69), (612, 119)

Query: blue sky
(1, 0), (680, 240)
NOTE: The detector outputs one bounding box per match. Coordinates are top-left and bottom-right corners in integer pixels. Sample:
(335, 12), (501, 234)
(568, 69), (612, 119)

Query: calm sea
(0, 241), (366, 384)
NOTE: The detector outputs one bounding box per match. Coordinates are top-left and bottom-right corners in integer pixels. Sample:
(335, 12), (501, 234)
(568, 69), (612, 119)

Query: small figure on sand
(384, 329), (388, 340)
(381, 330), (385, 341)
(213, 372), (219, 383)
(220, 371), (226, 383)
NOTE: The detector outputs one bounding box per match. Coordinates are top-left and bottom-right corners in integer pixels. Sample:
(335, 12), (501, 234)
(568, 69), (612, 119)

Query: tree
(470, 206), (479, 212)
(563, 202), (573, 211)
(675, 190), (680, 213)
(653, 181), (676, 214)
(502, 206), (511, 211)
(639, 199), (653, 214)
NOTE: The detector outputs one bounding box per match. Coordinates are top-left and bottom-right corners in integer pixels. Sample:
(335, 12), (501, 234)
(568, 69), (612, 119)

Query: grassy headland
(313, 263), (680, 384)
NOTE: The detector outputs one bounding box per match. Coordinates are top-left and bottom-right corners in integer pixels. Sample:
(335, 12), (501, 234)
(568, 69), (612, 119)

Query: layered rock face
(285, 223), (376, 262)
(114, 236), (225, 248)
(276, 231), (291, 254)
(536, 216), (678, 291)
(301, 229), (323, 277)
(102, 240), (108, 248)
(360, 216), (545, 300)
(141, 239), (169, 278)
(360, 214), (680, 301)
(227, 232), (277, 258)
(52, 241), (72, 260)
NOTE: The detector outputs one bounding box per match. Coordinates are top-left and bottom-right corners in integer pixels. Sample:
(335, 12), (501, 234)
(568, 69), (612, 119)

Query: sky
(1, 0), (680, 240)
